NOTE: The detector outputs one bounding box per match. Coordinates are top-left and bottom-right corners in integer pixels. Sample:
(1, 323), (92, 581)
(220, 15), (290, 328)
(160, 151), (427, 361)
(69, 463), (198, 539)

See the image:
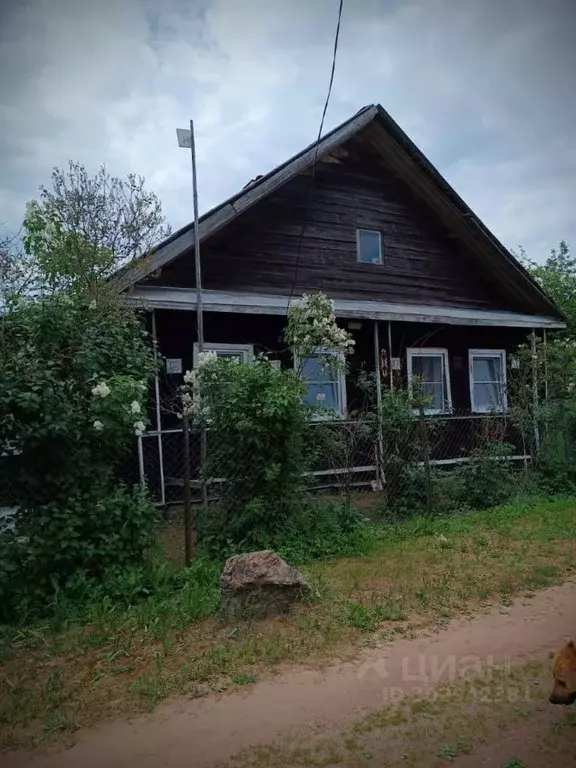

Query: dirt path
(8, 579), (576, 768)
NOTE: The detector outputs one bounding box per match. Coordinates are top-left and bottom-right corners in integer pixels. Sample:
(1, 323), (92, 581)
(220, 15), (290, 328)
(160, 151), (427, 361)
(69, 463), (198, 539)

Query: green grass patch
(2, 495), (576, 751)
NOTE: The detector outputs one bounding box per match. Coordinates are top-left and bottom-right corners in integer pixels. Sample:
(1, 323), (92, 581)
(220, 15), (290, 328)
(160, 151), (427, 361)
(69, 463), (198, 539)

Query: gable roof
(113, 103), (562, 320)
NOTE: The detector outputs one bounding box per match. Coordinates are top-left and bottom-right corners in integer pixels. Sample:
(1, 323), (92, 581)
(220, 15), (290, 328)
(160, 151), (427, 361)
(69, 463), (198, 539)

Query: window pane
(412, 355), (443, 384)
(303, 382), (338, 410)
(357, 229), (382, 264)
(473, 382), (503, 410)
(301, 355), (337, 381)
(216, 351), (243, 361)
(421, 381), (444, 411)
(473, 356), (501, 382)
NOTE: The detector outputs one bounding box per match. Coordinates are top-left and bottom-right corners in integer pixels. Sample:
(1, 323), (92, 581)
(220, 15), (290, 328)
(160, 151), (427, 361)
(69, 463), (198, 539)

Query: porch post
(373, 320), (384, 490)
(387, 320), (394, 390)
(543, 328), (549, 403)
(531, 328), (541, 455)
(151, 310), (166, 506)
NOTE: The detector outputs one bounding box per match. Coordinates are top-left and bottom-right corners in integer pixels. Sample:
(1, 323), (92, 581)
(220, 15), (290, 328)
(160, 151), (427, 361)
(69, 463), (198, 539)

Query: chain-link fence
(128, 407), (544, 508)
(4, 400), (576, 538)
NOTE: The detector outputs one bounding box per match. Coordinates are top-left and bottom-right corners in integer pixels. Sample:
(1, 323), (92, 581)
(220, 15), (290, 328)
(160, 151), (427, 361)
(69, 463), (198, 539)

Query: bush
(193, 356), (312, 553)
(0, 292), (157, 508)
(0, 292), (159, 623)
(460, 442), (517, 510)
(197, 496), (371, 564)
(0, 484), (159, 622)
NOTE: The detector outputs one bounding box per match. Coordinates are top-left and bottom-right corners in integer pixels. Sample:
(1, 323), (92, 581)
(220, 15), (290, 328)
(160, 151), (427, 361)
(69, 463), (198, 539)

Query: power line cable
(287, 0), (344, 307)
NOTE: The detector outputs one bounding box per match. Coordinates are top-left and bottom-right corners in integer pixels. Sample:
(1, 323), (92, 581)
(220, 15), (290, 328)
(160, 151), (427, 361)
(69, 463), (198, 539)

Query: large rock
(220, 550), (309, 618)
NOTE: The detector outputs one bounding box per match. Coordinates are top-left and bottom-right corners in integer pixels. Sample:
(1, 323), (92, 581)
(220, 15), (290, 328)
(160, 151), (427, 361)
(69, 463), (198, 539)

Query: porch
(123, 293), (554, 506)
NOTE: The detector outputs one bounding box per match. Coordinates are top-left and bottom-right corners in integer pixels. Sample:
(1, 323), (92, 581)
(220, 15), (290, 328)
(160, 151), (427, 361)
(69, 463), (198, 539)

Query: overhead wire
(287, 0), (344, 307)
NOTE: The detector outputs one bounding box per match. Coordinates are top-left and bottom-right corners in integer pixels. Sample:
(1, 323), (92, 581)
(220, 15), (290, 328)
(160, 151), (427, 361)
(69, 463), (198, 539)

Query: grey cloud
(0, 0), (574, 262)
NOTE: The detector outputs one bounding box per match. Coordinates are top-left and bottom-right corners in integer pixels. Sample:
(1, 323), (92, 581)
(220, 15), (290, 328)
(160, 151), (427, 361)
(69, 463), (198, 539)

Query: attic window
(356, 229), (383, 264)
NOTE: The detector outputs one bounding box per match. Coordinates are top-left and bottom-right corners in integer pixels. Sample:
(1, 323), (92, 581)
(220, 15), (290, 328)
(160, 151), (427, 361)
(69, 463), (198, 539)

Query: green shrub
(0, 484), (159, 623)
(0, 293), (157, 509)
(0, 292), (159, 624)
(460, 442), (517, 510)
(193, 357), (312, 553)
(198, 497), (372, 564)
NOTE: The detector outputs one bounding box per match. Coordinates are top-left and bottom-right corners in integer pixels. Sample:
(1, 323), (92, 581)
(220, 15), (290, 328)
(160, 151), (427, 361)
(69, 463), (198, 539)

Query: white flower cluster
(180, 352), (224, 422)
(90, 379), (147, 435)
(197, 350), (218, 367)
(287, 292), (355, 356)
(134, 420), (146, 437)
(91, 381), (110, 398)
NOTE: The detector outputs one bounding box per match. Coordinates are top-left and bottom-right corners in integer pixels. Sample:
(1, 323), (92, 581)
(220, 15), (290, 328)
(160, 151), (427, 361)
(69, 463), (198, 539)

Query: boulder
(220, 550), (309, 618)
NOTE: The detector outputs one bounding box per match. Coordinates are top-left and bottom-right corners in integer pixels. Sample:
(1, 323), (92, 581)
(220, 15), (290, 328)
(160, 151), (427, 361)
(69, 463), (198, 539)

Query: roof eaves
(372, 104), (563, 320)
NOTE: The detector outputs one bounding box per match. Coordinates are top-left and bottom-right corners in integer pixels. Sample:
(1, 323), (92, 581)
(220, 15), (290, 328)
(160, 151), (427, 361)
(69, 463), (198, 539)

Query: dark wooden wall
(151, 144), (520, 312)
(152, 309), (531, 424)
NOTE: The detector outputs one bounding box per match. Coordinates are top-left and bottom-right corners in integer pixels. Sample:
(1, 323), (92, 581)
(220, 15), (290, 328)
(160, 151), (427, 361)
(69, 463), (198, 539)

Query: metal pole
(531, 329), (541, 455)
(182, 413), (193, 567)
(189, 118), (208, 509)
(543, 328), (549, 402)
(137, 434), (145, 488)
(373, 320), (384, 491)
(387, 320), (394, 390)
(151, 310), (166, 506)
(190, 118), (204, 354)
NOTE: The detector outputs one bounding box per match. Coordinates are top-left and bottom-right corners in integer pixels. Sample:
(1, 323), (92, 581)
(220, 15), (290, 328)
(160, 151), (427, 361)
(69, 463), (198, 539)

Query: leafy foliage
(0, 292), (157, 508)
(0, 485), (159, 623)
(520, 240), (575, 336)
(193, 356), (312, 554)
(22, 161), (171, 292)
(0, 292), (159, 621)
(0, 230), (39, 300)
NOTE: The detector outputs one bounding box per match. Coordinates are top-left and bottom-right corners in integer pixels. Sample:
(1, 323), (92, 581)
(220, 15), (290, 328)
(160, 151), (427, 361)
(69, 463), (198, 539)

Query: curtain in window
(472, 356), (503, 411)
(301, 354), (341, 414)
(412, 355), (445, 411)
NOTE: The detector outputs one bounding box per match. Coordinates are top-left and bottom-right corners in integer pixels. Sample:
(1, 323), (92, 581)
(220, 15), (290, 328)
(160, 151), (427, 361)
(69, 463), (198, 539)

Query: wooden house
(115, 104), (564, 502)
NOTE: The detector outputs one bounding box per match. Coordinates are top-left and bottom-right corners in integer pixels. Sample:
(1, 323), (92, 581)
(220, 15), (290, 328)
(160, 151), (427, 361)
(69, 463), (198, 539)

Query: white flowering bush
(284, 292), (355, 363)
(0, 291), (159, 615)
(90, 375), (149, 437)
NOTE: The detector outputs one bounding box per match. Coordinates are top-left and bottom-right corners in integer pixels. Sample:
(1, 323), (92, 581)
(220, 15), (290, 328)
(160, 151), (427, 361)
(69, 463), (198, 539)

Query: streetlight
(176, 120), (208, 542)
(176, 120), (204, 354)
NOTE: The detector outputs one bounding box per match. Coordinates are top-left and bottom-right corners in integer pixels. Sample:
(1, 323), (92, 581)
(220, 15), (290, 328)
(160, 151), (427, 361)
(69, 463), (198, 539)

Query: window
(407, 348), (452, 415)
(193, 342), (253, 366)
(469, 349), (507, 413)
(356, 228), (383, 264)
(294, 349), (347, 420)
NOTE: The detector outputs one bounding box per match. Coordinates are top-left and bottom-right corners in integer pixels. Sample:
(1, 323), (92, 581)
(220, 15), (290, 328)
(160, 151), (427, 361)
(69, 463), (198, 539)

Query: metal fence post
(182, 413), (193, 567)
(419, 406), (433, 515)
(531, 329), (541, 456)
(373, 320), (384, 491)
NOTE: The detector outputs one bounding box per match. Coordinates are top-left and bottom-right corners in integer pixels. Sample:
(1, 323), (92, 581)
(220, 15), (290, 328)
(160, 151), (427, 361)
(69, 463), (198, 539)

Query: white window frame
(469, 349), (508, 414)
(193, 342), (254, 367)
(407, 347), (452, 415)
(294, 347), (348, 421)
(356, 228), (383, 265)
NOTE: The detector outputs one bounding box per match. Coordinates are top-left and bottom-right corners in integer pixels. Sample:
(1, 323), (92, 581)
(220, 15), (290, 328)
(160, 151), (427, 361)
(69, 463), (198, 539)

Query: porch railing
(123, 410), (534, 507)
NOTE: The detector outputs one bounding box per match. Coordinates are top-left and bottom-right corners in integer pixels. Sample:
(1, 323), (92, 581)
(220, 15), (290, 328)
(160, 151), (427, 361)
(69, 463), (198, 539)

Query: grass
(3, 495), (576, 751)
(225, 660), (572, 767)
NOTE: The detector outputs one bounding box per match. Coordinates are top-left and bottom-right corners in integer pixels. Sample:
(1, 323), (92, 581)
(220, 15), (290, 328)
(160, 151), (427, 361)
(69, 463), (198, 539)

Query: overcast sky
(1, 0), (574, 262)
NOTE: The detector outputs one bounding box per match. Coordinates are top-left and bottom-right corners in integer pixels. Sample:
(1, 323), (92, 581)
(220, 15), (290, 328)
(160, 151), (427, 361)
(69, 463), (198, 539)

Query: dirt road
(8, 579), (576, 768)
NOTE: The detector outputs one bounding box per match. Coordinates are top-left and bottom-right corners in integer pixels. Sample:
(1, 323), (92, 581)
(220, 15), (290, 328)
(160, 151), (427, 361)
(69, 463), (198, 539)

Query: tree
(519, 240), (576, 336)
(0, 229), (39, 300)
(22, 161), (171, 292)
